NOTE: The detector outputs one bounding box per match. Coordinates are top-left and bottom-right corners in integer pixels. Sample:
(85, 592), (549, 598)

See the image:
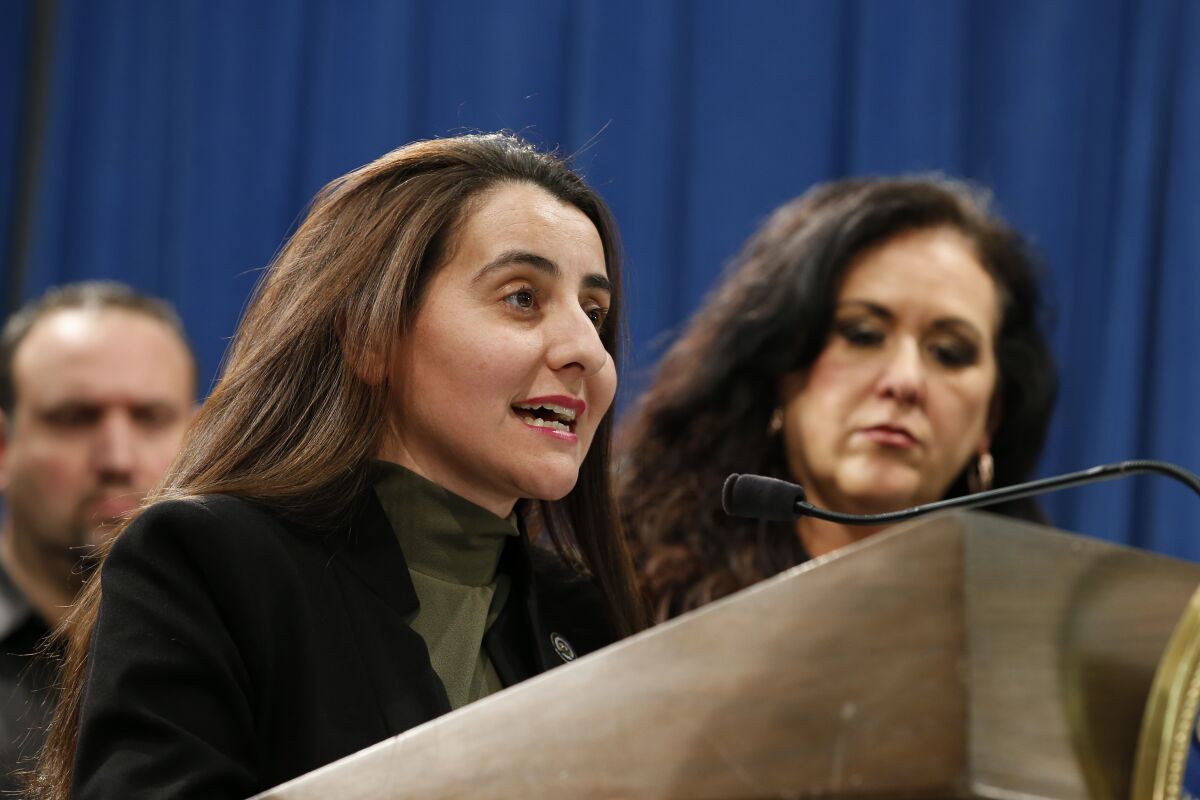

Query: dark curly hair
(618, 176), (1058, 621)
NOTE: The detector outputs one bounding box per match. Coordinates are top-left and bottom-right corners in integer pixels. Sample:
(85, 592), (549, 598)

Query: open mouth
(512, 402), (577, 433)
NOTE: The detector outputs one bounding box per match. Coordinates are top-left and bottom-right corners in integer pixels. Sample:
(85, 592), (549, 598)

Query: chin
(516, 472), (581, 503)
(857, 494), (922, 515)
(839, 476), (923, 514)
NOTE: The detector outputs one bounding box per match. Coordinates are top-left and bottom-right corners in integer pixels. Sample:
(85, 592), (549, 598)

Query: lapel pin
(550, 632), (576, 663)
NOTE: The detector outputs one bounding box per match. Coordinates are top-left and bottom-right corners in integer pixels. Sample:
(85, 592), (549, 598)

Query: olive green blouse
(372, 461), (519, 710)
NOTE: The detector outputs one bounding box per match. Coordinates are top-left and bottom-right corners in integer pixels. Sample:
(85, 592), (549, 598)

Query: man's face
(0, 309), (195, 566)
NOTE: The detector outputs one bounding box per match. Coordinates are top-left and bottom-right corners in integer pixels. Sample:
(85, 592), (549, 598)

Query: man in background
(0, 282), (196, 787)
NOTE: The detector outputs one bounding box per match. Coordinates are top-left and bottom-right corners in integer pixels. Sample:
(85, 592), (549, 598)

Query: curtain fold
(2, 0), (1197, 556)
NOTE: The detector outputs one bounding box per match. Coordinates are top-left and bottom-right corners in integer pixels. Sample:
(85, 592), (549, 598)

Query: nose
(91, 412), (137, 482)
(876, 337), (927, 406)
(545, 304), (610, 378)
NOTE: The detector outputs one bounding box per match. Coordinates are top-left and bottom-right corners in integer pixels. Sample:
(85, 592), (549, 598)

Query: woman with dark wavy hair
(619, 177), (1057, 622)
(31, 133), (646, 799)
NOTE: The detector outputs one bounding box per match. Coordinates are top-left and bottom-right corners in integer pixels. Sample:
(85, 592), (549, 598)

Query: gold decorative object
(1134, 586), (1200, 800)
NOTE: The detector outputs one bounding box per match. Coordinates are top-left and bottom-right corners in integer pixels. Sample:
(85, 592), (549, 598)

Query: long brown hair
(619, 176), (1058, 621)
(31, 133), (646, 798)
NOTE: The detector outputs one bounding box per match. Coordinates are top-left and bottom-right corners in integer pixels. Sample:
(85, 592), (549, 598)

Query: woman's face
(778, 226), (1000, 514)
(379, 181), (617, 517)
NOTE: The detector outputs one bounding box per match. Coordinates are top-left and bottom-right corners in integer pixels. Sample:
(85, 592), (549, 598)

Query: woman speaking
(32, 133), (645, 799)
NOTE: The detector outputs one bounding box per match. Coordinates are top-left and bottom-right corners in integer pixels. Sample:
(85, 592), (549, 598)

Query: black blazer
(73, 490), (615, 799)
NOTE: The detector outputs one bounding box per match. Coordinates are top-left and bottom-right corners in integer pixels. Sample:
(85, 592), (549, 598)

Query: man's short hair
(0, 281), (197, 415)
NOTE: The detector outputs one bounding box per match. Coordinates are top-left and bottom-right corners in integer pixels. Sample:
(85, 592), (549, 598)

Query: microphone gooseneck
(722, 460), (1200, 525)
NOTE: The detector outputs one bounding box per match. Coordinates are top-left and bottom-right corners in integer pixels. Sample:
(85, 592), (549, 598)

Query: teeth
(513, 402), (577, 422)
(523, 416), (570, 432)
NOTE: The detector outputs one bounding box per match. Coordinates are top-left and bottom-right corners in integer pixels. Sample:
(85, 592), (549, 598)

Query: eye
(834, 319), (884, 347)
(928, 337), (979, 368)
(585, 304), (609, 331)
(132, 405), (178, 430)
(43, 405), (100, 429)
(503, 287), (538, 311)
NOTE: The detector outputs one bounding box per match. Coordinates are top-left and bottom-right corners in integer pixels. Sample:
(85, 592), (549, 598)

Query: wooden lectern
(256, 512), (1200, 799)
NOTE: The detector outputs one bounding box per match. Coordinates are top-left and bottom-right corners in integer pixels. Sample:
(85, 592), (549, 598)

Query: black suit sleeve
(73, 500), (259, 800)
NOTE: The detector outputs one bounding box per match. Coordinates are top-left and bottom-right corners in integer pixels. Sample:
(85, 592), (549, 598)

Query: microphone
(722, 460), (1200, 525)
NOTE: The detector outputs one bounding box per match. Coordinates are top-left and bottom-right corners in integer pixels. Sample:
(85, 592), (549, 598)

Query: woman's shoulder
(103, 495), (342, 619)
(114, 494), (310, 564)
(126, 494), (286, 533)
(137, 493), (281, 520)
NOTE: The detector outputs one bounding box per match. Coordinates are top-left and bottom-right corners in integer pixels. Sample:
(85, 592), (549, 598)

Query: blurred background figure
(619, 178), (1057, 620)
(0, 281), (195, 791)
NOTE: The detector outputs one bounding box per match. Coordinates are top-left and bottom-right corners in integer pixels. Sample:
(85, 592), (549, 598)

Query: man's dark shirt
(0, 557), (55, 794)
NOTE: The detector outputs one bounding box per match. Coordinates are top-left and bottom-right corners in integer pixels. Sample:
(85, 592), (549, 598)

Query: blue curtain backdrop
(2, 0), (1198, 557)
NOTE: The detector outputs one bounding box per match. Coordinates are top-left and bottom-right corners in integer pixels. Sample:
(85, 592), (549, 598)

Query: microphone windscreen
(722, 474), (806, 521)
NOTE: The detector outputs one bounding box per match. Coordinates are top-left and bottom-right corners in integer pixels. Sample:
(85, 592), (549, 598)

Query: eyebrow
(837, 300), (893, 320)
(474, 249), (612, 293)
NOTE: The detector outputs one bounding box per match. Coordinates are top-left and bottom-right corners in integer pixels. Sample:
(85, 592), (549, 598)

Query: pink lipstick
(512, 395), (585, 442)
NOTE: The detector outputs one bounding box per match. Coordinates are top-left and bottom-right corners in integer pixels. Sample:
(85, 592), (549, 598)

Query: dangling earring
(767, 408), (784, 436)
(968, 451), (994, 493)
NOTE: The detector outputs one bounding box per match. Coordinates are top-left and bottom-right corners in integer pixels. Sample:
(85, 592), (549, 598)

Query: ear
(336, 314), (389, 387)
